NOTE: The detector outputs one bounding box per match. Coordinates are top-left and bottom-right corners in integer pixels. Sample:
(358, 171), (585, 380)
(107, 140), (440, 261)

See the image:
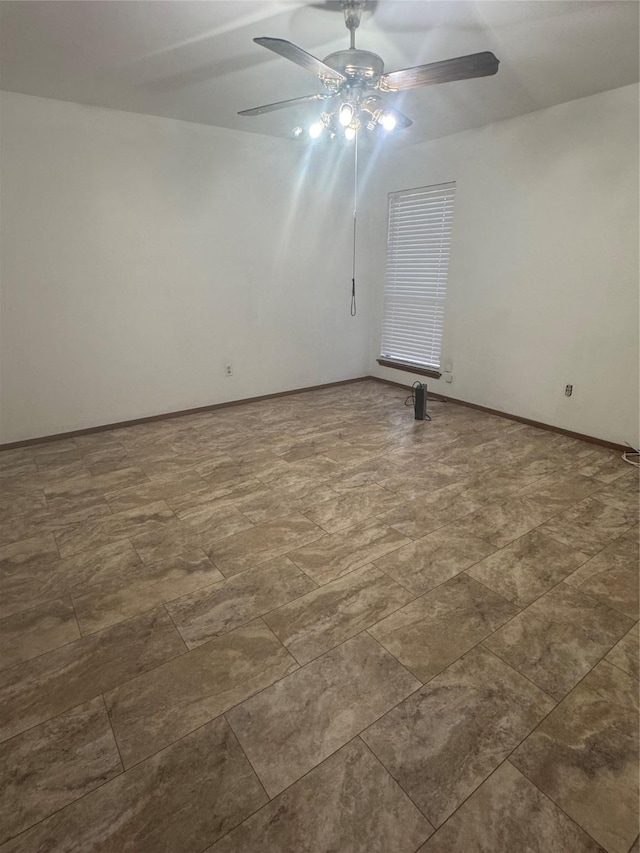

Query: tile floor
(0, 379), (638, 852)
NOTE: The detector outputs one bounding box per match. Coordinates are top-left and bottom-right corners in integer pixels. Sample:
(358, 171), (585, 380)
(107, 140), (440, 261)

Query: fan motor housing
(323, 49), (384, 82)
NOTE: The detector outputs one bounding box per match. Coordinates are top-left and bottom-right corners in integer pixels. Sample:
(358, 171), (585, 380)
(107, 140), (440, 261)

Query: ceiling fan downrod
(342, 0), (365, 50)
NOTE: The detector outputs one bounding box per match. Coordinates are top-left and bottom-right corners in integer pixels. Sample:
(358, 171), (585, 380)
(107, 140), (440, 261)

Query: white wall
(364, 84), (639, 448)
(0, 92), (371, 442)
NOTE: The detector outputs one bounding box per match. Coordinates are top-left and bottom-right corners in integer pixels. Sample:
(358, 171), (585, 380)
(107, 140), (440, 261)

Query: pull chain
(350, 129), (358, 317)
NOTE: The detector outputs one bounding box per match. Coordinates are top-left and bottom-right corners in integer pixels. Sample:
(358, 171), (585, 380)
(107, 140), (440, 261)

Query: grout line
(258, 567), (420, 666)
(67, 594), (84, 642)
(358, 735), (436, 837)
(161, 603), (190, 654)
(602, 655), (639, 683)
(0, 624), (85, 676)
(222, 712), (271, 803)
(101, 693), (126, 775)
(478, 644), (559, 705)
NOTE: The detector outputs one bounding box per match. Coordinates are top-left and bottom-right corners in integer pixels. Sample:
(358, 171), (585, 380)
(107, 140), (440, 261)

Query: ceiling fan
(239, 0), (499, 138)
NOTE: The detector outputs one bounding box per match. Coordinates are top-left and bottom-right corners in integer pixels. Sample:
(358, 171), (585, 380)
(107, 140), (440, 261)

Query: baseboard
(2, 373), (630, 454)
(369, 375), (629, 453)
(0, 376), (370, 451)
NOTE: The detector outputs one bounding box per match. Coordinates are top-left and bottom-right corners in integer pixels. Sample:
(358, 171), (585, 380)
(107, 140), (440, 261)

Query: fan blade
(380, 51), (499, 92)
(239, 93), (336, 116)
(364, 96), (413, 129)
(254, 37), (346, 84)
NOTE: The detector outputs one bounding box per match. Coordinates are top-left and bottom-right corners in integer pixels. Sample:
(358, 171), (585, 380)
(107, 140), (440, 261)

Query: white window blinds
(380, 181), (455, 371)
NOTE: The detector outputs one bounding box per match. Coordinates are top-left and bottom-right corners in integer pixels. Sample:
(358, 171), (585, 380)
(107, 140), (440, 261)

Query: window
(379, 181), (455, 376)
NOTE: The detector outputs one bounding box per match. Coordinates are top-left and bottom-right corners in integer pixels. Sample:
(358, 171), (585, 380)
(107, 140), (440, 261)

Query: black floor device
(414, 383), (427, 420)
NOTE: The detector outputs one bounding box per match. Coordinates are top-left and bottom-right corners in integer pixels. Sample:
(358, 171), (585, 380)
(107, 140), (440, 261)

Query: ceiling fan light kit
(239, 0), (500, 140)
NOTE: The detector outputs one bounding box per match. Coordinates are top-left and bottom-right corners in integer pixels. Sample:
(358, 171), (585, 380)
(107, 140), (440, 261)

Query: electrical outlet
(565, 384), (573, 397)
(224, 362), (233, 377)
(445, 373), (453, 384)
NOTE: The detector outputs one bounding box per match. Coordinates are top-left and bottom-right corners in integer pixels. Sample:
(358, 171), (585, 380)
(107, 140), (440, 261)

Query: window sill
(377, 358), (442, 379)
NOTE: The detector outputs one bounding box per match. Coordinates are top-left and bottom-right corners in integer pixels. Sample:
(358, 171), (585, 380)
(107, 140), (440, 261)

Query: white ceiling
(1, 0), (638, 144)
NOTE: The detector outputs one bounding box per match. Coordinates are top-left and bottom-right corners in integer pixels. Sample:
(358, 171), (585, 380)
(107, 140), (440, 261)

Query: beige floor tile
(520, 472), (603, 511)
(369, 574), (517, 682)
(1, 539), (143, 620)
(105, 620), (297, 767)
(326, 458), (404, 493)
(0, 533), (59, 574)
(0, 490), (46, 519)
(564, 537), (639, 620)
(264, 564), (413, 664)
(207, 513), (324, 576)
(259, 455), (339, 486)
(303, 484), (399, 534)
(378, 485), (477, 539)
(484, 583), (633, 699)
(54, 501), (176, 558)
(168, 478), (267, 515)
(321, 443), (385, 466)
(1, 717), (267, 853)
(191, 455), (268, 486)
(0, 598), (79, 669)
(166, 555), (316, 648)
(578, 449), (636, 484)
(287, 517), (410, 584)
(73, 549), (224, 634)
(0, 450), (36, 478)
(103, 471), (211, 511)
(417, 761), (604, 852)
(541, 496), (638, 556)
(226, 633), (420, 797)
(0, 501), (111, 548)
(467, 529), (589, 607)
(512, 661), (639, 853)
(232, 482), (336, 525)
(209, 738), (433, 853)
(374, 527), (496, 596)
(460, 465), (544, 503)
(143, 452), (231, 481)
(129, 518), (204, 563)
(454, 495), (560, 548)
(591, 475), (639, 516)
(0, 608), (185, 743)
(605, 622), (639, 680)
(624, 522), (639, 542)
(174, 501), (254, 545)
(0, 697), (121, 845)
(46, 466), (149, 497)
(362, 646), (554, 827)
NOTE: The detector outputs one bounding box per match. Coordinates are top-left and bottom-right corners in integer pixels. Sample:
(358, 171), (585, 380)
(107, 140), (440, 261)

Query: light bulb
(380, 113), (397, 131)
(344, 125), (356, 141)
(308, 121), (324, 139)
(292, 126), (303, 138)
(338, 103), (354, 126)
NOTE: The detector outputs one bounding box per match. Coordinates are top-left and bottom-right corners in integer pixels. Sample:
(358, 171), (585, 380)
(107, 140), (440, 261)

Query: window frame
(377, 181), (455, 378)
